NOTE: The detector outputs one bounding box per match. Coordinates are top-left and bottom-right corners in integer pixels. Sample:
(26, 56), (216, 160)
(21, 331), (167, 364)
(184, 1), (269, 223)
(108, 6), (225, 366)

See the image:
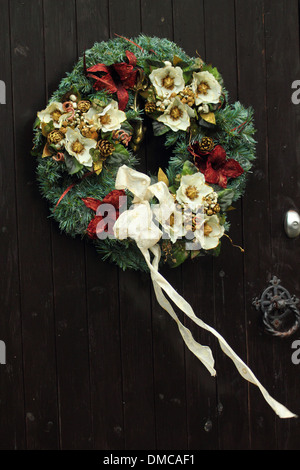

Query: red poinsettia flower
(82, 189), (126, 239)
(188, 143), (244, 188)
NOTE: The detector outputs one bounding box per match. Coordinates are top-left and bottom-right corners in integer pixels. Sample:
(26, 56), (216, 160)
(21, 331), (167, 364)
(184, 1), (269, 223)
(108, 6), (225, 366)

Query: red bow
(82, 190), (126, 239)
(86, 51), (138, 111)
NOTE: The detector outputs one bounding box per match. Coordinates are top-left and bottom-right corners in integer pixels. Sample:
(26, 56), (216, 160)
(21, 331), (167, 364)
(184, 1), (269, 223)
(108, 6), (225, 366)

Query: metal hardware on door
(284, 210), (300, 238)
(252, 276), (300, 337)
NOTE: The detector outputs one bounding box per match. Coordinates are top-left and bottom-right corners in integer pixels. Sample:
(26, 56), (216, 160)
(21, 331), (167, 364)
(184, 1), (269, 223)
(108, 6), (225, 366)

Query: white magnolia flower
(157, 97), (194, 132)
(149, 65), (185, 98)
(84, 100), (126, 132)
(65, 128), (97, 167)
(194, 214), (224, 250)
(176, 173), (213, 211)
(162, 207), (187, 243)
(192, 71), (222, 106)
(152, 197), (187, 243)
(37, 102), (68, 128)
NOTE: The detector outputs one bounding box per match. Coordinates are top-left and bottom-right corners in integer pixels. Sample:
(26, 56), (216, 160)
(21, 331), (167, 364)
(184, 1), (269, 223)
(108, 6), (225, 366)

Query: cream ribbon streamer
(113, 165), (297, 419)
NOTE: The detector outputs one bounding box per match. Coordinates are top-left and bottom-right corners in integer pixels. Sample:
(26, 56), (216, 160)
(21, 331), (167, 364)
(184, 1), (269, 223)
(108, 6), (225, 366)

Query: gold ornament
(179, 87), (195, 107)
(93, 159), (104, 175)
(203, 192), (220, 215)
(145, 101), (156, 114)
(200, 111), (216, 125)
(80, 125), (98, 140)
(158, 168), (169, 187)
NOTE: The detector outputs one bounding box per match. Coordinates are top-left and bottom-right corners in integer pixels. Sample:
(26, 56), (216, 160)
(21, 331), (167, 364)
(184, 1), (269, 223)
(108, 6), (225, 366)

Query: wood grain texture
(0, 0), (26, 450)
(204, 0), (249, 450)
(0, 0), (299, 450)
(9, 0), (59, 450)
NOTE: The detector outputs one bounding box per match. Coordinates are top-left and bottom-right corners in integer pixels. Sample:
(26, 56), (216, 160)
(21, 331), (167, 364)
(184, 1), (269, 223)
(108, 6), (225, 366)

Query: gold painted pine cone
(97, 139), (115, 158)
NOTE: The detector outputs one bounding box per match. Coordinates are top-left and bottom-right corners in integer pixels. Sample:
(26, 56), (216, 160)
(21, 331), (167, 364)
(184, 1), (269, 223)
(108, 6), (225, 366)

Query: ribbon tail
(150, 262), (216, 377)
(138, 243), (297, 420)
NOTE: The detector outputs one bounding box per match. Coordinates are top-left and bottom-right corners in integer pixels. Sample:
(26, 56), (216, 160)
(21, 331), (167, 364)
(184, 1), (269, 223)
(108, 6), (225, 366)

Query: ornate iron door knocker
(253, 276), (300, 337)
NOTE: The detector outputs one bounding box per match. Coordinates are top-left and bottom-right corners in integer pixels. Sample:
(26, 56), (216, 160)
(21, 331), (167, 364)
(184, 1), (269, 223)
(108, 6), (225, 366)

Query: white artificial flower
(176, 173), (213, 211)
(82, 106), (101, 129)
(65, 128), (97, 167)
(84, 100), (126, 132)
(152, 197), (187, 243)
(149, 65), (185, 98)
(194, 214), (224, 250)
(157, 97), (194, 132)
(192, 71), (222, 105)
(161, 206), (187, 243)
(37, 102), (68, 128)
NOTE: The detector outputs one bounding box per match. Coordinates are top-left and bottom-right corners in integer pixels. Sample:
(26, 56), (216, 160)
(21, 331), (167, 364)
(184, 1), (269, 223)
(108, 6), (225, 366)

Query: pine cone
(199, 136), (214, 152)
(47, 129), (65, 145)
(145, 101), (156, 114)
(77, 100), (91, 113)
(97, 139), (115, 158)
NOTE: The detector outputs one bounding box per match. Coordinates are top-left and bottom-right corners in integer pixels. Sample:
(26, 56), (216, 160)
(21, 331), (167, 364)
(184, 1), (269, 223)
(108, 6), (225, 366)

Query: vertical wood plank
(109, 0), (155, 449)
(109, 0), (141, 38)
(264, 0), (300, 449)
(0, 0), (26, 450)
(141, 0), (189, 451)
(76, 0), (126, 450)
(109, 0), (157, 449)
(43, 0), (93, 449)
(204, 0), (249, 449)
(235, 0), (277, 449)
(173, 0), (219, 450)
(9, 0), (59, 449)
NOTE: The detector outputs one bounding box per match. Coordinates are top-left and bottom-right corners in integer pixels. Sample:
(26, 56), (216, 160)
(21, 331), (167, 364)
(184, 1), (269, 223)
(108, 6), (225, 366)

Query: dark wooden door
(1, 0), (300, 450)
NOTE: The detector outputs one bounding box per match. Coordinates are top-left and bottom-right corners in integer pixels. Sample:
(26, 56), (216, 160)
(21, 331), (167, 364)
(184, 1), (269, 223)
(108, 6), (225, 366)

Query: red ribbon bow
(86, 50), (138, 111)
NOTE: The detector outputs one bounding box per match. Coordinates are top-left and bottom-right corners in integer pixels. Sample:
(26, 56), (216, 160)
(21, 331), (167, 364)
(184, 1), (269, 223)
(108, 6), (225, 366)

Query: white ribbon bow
(114, 165), (297, 419)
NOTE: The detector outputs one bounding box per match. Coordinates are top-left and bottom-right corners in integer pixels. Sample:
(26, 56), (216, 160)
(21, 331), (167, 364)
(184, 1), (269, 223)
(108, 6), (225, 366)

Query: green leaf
(43, 120), (55, 135)
(217, 189), (235, 211)
(145, 58), (165, 69)
(213, 241), (222, 257)
(168, 184), (178, 194)
(170, 244), (190, 268)
(152, 121), (170, 136)
(202, 64), (221, 82)
(183, 70), (193, 84)
(107, 144), (130, 165)
(181, 160), (197, 176)
(89, 147), (101, 162)
(33, 117), (41, 129)
(64, 154), (83, 175)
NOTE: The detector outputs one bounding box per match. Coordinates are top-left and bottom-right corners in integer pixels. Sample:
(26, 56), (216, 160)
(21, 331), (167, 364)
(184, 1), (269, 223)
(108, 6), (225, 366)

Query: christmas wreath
(33, 35), (255, 271)
(32, 36), (296, 419)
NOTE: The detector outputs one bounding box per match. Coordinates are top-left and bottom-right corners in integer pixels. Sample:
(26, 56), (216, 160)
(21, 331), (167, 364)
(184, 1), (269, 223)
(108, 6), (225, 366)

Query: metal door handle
(284, 210), (300, 238)
(253, 276), (300, 337)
